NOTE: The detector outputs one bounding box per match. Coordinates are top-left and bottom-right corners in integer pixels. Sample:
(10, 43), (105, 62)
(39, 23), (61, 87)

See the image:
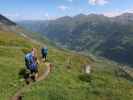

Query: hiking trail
(11, 62), (52, 100)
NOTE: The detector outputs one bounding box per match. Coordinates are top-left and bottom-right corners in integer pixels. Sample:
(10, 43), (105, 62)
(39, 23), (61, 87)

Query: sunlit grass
(0, 31), (132, 100)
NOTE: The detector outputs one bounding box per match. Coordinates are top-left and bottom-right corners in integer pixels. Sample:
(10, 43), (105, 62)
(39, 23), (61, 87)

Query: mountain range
(0, 14), (133, 100)
(18, 13), (133, 66)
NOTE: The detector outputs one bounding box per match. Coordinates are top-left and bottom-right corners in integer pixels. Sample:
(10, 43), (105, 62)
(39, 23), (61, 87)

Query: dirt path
(11, 62), (51, 100)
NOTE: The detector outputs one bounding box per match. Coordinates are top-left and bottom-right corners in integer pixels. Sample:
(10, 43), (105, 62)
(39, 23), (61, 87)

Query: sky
(0, 0), (133, 20)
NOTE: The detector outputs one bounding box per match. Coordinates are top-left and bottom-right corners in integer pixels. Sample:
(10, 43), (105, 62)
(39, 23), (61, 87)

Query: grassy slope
(0, 31), (133, 100)
(23, 53), (133, 100)
(0, 31), (41, 99)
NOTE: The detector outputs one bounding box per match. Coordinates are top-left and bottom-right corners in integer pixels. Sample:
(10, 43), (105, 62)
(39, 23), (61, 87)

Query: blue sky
(0, 0), (133, 20)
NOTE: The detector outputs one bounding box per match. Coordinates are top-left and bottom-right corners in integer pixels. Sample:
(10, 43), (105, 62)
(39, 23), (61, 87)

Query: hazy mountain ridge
(18, 13), (133, 66)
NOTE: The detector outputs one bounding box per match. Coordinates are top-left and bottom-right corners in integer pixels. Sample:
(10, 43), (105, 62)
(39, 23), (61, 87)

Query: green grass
(22, 54), (133, 100)
(0, 31), (39, 99)
(0, 47), (25, 99)
(0, 31), (133, 100)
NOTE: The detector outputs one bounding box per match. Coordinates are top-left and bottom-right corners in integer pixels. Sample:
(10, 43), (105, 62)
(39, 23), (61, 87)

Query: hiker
(25, 48), (39, 81)
(41, 46), (48, 62)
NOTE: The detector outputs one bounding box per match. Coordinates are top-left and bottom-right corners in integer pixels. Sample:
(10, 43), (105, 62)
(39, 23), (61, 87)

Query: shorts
(25, 59), (38, 74)
(30, 68), (38, 74)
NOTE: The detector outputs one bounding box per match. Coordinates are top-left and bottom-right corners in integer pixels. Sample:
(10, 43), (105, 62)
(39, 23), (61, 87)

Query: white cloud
(58, 5), (70, 11)
(89, 0), (109, 5)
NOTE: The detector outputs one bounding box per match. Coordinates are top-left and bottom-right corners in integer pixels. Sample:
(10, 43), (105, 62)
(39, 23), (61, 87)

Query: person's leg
(42, 53), (45, 62)
(30, 69), (36, 81)
(44, 53), (47, 61)
(25, 68), (31, 84)
(31, 64), (38, 81)
(25, 59), (31, 83)
(25, 68), (30, 78)
(42, 53), (44, 59)
(31, 69), (38, 81)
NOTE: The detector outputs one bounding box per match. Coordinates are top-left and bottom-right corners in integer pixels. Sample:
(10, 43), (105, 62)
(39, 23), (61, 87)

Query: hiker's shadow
(19, 68), (36, 84)
(19, 68), (30, 81)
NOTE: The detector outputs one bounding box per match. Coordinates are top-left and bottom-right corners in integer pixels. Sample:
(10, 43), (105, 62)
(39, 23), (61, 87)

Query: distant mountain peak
(75, 13), (87, 17)
(56, 16), (72, 22)
(58, 16), (72, 19)
(121, 12), (133, 16)
(115, 12), (133, 18)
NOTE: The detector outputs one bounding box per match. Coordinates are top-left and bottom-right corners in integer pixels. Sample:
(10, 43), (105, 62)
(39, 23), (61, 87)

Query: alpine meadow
(0, 0), (133, 100)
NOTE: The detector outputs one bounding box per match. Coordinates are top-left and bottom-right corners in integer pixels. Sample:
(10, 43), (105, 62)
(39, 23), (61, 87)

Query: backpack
(25, 53), (36, 70)
(42, 48), (48, 54)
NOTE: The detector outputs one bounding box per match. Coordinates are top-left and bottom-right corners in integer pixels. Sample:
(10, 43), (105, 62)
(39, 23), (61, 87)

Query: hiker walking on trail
(41, 46), (48, 62)
(25, 48), (39, 81)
